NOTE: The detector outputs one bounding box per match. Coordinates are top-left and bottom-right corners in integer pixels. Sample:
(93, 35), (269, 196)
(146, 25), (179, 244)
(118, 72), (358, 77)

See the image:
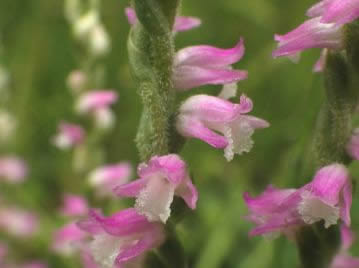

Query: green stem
(298, 48), (357, 267)
(128, 0), (179, 161)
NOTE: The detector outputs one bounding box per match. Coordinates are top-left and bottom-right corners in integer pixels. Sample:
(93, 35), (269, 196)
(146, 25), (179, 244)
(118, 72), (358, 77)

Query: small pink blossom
(330, 225), (359, 268)
(52, 222), (88, 255)
(125, 7), (201, 33)
(244, 164), (352, 237)
(77, 208), (165, 268)
(59, 194), (89, 217)
(75, 90), (118, 114)
(88, 162), (132, 196)
(0, 207), (39, 237)
(273, 17), (342, 60)
(114, 154), (198, 223)
(173, 39), (248, 90)
(52, 122), (85, 149)
(75, 90), (118, 129)
(0, 156), (27, 183)
(176, 94), (269, 161)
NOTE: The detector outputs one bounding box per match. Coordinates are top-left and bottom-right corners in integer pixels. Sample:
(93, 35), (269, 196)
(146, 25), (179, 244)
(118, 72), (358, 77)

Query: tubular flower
(114, 154), (198, 223)
(0, 207), (39, 237)
(319, 0), (359, 25)
(244, 164), (352, 237)
(273, 17), (343, 59)
(330, 225), (359, 268)
(52, 122), (85, 149)
(125, 7), (201, 33)
(0, 156), (27, 183)
(173, 39), (248, 90)
(77, 208), (165, 268)
(52, 222), (88, 256)
(346, 128), (359, 160)
(176, 94), (269, 161)
(59, 194), (89, 217)
(88, 162), (132, 197)
(75, 90), (118, 129)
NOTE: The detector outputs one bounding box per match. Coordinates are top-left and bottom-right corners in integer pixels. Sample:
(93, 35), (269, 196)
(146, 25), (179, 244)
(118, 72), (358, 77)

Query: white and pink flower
(77, 208), (164, 268)
(114, 154), (198, 223)
(244, 164), (352, 236)
(52, 122), (85, 149)
(176, 94), (269, 161)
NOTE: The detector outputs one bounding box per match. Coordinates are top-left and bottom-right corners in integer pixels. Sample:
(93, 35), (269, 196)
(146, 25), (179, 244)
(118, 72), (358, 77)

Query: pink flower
(0, 156), (27, 183)
(77, 208), (165, 268)
(330, 225), (359, 268)
(52, 222), (88, 255)
(244, 164), (352, 236)
(346, 128), (359, 160)
(88, 162), (132, 196)
(173, 39), (248, 90)
(0, 207), (39, 237)
(59, 194), (89, 217)
(125, 7), (201, 33)
(52, 122), (85, 149)
(273, 17), (343, 60)
(320, 0), (359, 25)
(75, 90), (118, 129)
(176, 94), (269, 161)
(76, 90), (118, 114)
(114, 154), (198, 223)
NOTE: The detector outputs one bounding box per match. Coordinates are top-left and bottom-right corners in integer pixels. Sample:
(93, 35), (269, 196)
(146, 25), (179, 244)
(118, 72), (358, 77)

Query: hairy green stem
(128, 0), (178, 161)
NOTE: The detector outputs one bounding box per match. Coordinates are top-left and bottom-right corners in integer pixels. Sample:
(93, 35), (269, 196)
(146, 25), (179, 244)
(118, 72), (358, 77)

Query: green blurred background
(0, 0), (358, 267)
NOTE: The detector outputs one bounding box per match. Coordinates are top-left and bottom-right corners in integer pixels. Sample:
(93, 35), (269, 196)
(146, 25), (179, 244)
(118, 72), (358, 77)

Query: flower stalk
(128, 0), (179, 161)
(299, 22), (359, 268)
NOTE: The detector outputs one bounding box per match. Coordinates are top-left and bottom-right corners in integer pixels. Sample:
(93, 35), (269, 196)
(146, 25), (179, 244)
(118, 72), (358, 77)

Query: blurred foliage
(0, 0), (358, 267)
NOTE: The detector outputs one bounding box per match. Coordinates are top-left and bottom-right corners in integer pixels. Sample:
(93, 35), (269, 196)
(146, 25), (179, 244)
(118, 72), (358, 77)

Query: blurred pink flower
(75, 90), (118, 129)
(78, 208), (164, 268)
(114, 154), (198, 223)
(176, 94), (269, 161)
(52, 222), (88, 256)
(0, 207), (39, 237)
(52, 122), (85, 149)
(88, 162), (132, 196)
(60, 194), (89, 217)
(125, 7), (201, 33)
(244, 164), (352, 236)
(0, 156), (27, 183)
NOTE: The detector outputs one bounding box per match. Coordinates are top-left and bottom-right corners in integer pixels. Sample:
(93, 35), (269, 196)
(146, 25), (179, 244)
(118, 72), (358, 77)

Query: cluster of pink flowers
(273, 0), (359, 71)
(0, 207), (39, 237)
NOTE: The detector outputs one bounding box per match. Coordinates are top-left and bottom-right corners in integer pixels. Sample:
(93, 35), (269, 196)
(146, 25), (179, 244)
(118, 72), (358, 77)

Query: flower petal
(174, 39), (245, 68)
(173, 65), (248, 90)
(113, 178), (148, 197)
(176, 116), (228, 148)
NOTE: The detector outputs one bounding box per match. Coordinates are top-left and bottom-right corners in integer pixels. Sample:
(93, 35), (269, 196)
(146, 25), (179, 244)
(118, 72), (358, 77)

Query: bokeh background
(0, 0), (358, 267)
